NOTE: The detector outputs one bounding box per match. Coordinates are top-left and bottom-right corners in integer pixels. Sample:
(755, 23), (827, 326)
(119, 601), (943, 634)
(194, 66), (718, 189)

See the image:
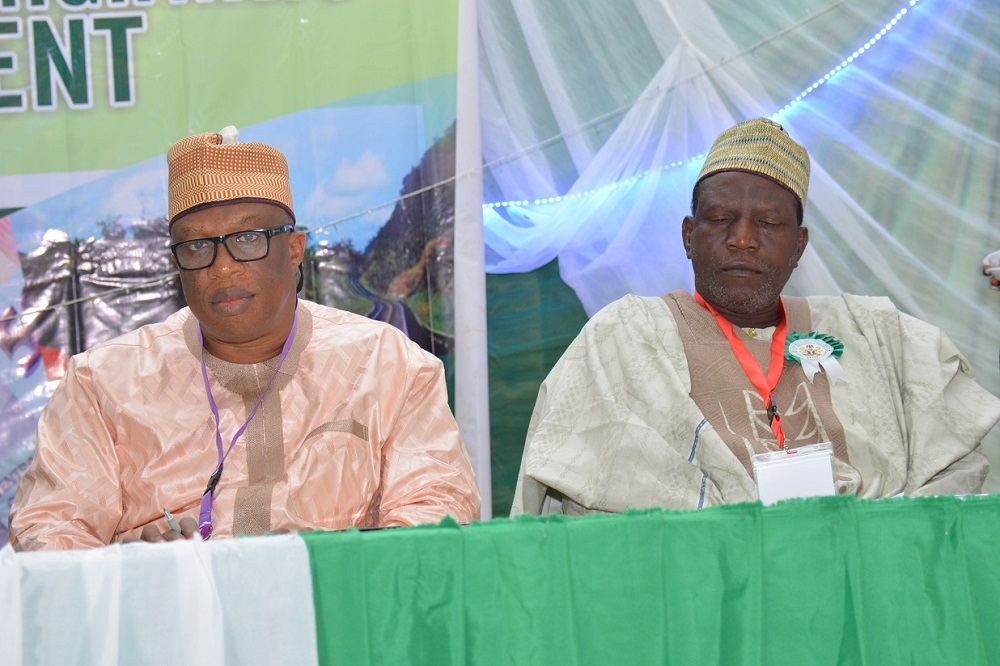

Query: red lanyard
(693, 291), (788, 448)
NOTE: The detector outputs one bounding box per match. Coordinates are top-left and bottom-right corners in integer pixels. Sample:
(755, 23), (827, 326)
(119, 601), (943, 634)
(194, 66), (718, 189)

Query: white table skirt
(0, 534), (318, 666)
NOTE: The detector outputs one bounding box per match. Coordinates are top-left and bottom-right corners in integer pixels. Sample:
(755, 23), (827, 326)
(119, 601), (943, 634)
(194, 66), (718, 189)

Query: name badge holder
(752, 441), (836, 506)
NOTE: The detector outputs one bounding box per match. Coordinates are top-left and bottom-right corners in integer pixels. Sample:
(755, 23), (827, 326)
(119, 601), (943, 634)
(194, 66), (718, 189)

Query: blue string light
(772, 0), (920, 120)
(483, 0), (922, 210)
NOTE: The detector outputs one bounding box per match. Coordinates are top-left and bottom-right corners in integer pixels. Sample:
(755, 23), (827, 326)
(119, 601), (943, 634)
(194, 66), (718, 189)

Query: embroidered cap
(696, 117), (810, 209)
(167, 126), (294, 227)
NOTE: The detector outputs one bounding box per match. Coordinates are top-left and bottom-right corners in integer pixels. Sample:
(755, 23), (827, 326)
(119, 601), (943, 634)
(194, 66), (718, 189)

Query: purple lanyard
(196, 309), (298, 540)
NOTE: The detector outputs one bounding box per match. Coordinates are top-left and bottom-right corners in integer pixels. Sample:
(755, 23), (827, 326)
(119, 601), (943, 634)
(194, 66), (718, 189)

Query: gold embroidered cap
(167, 126), (294, 227)
(696, 117), (810, 209)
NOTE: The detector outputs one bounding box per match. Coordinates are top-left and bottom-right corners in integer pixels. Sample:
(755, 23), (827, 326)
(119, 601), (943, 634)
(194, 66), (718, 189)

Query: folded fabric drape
(305, 494), (1000, 664)
(0, 534), (318, 665)
(6, 495), (1000, 664)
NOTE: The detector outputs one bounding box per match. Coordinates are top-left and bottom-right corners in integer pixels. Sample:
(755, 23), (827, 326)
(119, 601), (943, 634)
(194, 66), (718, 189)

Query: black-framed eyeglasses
(170, 225), (294, 271)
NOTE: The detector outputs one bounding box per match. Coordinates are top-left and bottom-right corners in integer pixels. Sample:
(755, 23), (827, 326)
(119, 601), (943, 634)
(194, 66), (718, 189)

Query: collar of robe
(195, 307), (299, 539)
(693, 291), (788, 448)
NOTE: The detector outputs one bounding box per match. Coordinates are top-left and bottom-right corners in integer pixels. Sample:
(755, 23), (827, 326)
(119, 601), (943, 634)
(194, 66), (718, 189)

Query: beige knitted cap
(167, 126), (294, 227)
(696, 117), (810, 209)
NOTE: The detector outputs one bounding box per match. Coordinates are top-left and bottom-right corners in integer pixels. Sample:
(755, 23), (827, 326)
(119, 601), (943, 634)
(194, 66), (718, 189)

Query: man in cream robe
(512, 292), (999, 515)
(512, 117), (1000, 516)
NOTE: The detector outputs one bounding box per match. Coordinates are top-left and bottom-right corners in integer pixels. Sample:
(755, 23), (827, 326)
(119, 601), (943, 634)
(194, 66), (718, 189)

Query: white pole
(454, 0), (492, 518)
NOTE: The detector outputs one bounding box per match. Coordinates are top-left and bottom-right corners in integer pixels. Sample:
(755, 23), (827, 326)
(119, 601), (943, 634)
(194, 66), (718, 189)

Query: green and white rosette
(785, 331), (846, 384)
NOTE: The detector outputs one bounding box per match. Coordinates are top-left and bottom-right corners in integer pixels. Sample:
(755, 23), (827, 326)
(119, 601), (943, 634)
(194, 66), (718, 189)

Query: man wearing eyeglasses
(8, 127), (481, 550)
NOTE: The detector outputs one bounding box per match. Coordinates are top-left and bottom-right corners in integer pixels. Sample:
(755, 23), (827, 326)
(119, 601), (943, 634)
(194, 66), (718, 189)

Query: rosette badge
(785, 332), (846, 384)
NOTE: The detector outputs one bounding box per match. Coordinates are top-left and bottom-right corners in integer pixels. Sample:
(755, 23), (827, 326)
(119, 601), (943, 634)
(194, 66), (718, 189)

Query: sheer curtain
(477, 0), (1000, 487)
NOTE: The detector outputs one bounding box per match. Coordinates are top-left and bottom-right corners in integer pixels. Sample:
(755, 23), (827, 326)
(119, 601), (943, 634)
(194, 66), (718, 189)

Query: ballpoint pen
(163, 508), (182, 533)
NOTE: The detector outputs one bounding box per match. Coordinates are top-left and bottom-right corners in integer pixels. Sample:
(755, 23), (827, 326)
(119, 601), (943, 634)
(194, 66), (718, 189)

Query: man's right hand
(120, 516), (199, 543)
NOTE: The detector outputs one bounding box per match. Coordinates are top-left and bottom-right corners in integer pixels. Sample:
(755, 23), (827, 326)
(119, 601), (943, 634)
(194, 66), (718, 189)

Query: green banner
(0, 0), (457, 176)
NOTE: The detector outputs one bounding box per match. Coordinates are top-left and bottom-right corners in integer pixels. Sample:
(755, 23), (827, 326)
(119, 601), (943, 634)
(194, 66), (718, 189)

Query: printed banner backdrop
(0, 0), (461, 545)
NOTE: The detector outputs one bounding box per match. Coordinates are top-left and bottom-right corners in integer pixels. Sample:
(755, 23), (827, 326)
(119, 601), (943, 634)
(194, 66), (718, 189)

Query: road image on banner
(0, 0), (459, 546)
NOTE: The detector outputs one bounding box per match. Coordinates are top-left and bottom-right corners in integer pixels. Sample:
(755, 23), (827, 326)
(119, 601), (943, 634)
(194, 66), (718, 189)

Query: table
(4, 494), (1000, 664)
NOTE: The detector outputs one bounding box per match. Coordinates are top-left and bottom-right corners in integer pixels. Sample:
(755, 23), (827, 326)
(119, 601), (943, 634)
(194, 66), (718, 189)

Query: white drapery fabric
(477, 0), (1000, 487)
(0, 535), (318, 665)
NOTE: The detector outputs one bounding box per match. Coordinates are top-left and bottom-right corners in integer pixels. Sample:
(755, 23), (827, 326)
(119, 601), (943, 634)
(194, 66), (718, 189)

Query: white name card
(752, 441), (836, 506)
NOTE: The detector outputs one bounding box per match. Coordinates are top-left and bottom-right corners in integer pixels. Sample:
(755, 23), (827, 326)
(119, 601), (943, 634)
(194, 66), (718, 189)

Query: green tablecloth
(303, 494), (1000, 665)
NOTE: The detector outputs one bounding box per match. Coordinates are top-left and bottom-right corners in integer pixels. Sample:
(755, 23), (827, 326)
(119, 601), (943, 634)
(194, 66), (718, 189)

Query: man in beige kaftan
(513, 292), (998, 515)
(512, 118), (1000, 516)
